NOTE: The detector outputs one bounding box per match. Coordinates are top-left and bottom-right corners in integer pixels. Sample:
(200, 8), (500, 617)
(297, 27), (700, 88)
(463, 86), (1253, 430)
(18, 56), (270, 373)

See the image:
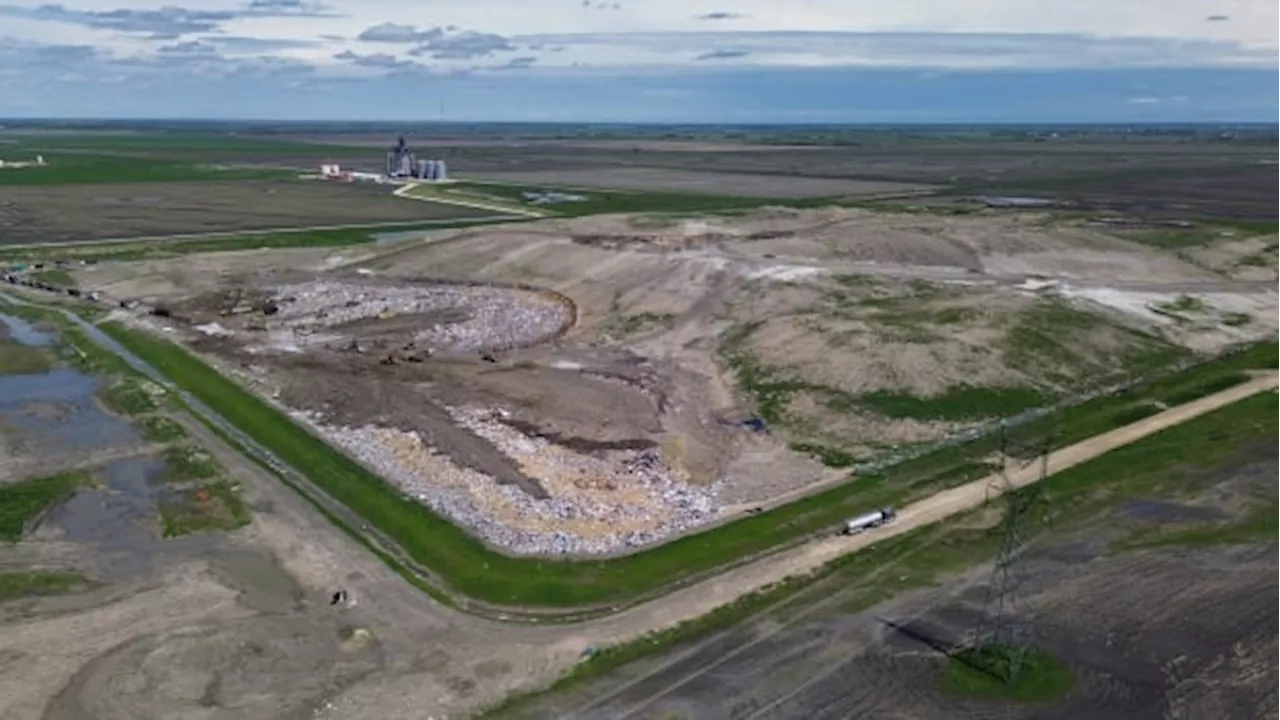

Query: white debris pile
(269, 280), (569, 353)
(194, 322), (234, 336)
(744, 264), (827, 282)
(295, 407), (723, 556)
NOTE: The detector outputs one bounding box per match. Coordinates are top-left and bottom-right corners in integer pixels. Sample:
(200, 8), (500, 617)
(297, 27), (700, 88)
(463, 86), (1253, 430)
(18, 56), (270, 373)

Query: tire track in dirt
(14, 290), (1274, 719)
(562, 374), (1277, 717)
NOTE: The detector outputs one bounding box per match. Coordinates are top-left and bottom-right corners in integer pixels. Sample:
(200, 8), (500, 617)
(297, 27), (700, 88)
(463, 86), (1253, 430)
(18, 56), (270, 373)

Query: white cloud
(0, 0), (1274, 89)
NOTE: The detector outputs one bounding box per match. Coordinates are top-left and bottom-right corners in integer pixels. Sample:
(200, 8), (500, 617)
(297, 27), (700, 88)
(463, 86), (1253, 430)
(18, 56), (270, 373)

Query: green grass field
(28, 268), (76, 287)
(0, 153), (294, 186)
(1125, 219), (1279, 250)
(941, 644), (1076, 702)
(0, 472), (89, 542)
(717, 298), (1191, 435)
(0, 571), (89, 602)
(159, 445), (222, 483)
(0, 340), (52, 376)
(137, 415), (188, 443)
(99, 377), (159, 416)
(159, 479), (251, 537)
(5, 132), (369, 157)
(96, 316), (1277, 608)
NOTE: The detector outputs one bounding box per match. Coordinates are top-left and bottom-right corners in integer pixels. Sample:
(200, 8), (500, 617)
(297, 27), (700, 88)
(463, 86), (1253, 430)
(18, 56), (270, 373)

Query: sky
(0, 0), (1276, 122)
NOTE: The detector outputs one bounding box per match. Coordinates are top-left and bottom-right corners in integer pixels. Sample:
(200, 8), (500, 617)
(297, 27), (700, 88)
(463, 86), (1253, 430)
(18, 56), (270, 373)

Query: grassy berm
(97, 314), (1279, 608)
(484, 388), (1277, 718)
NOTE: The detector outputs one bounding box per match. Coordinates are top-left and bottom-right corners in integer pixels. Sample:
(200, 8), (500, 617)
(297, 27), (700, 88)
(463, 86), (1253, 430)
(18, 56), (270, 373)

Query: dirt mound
(102, 204), (1267, 538)
(181, 279), (576, 357)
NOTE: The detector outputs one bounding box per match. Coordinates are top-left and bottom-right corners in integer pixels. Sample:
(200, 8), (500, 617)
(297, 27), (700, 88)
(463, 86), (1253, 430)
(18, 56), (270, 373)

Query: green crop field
(4, 133), (367, 157)
(96, 316), (1278, 608)
(0, 153), (295, 186)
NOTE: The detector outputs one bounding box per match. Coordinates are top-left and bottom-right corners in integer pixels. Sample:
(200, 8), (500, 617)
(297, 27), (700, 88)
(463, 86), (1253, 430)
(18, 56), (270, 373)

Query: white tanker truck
(841, 507), (897, 535)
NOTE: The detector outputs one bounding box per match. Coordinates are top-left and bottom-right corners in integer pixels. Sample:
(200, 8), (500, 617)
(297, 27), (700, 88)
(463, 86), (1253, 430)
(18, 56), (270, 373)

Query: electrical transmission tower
(972, 419), (1053, 682)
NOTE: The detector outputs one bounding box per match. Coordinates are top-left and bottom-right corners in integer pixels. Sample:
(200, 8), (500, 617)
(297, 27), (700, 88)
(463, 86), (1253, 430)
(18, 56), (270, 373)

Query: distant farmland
(0, 181), (499, 244)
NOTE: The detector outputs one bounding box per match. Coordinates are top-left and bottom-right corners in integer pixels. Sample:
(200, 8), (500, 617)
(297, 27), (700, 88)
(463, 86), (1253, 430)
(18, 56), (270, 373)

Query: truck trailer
(842, 507), (897, 535)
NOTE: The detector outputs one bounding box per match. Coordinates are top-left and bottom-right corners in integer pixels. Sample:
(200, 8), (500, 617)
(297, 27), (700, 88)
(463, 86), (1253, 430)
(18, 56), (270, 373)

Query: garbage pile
(295, 407), (723, 556)
(268, 281), (569, 353)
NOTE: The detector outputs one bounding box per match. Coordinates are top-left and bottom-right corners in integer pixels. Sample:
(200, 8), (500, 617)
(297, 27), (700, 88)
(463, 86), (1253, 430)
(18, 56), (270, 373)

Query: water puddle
(55, 456), (166, 546)
(210, 552), (304, 613)
(0, 298), (237, 582)
(0, 310), (56, 346)
(371, 229), (430, 243)
(0, 368), (138, 450)
(46, 456), (219, 580)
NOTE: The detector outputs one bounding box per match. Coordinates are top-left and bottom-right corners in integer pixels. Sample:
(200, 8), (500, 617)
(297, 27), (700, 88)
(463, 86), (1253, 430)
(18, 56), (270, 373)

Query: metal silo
(435, 160), (448, 182)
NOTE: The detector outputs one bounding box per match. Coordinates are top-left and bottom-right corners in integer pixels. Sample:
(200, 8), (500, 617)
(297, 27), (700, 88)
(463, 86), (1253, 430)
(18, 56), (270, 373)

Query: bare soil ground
(506, 446), (1279, 720)
(6, 296), (1270, 720)
(0, 181), (487, 244)
(534, 544), (1278, 720)
(72, 244), (392, 302)
(465, 167), (929, 198)
(0, 336), (587, 720)
(0, 406), (582, 720)
(995, 165), (1278, 223)
(78, 207), (1275, 555)
(1183, 235), (1279, 282)
(0, 367), (155, 484)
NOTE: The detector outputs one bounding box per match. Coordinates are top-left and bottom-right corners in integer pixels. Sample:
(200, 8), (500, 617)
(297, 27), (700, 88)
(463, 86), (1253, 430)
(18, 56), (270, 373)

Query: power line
(971, 419), (1052, 682)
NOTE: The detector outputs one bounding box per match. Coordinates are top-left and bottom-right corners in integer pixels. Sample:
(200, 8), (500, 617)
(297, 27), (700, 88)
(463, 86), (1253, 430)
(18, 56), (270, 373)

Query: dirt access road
(308, 373), (1277, 718)
(15, 289), (1273, 719)
(564, 372), (1280, 645)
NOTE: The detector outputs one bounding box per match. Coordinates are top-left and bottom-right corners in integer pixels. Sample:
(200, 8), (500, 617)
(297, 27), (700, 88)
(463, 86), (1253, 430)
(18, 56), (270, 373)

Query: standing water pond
(1, 307), (247, 581)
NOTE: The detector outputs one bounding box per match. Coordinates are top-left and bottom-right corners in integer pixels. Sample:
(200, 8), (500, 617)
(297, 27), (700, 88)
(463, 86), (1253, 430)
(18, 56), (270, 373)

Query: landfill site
(81, 206), (1279, 557)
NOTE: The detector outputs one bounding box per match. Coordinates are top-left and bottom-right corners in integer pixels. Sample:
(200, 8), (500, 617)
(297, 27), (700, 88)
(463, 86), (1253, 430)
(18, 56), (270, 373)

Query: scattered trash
(260, 281), (569, 355)
(195, 322), (235, 337)
(298, 406), (724, 557)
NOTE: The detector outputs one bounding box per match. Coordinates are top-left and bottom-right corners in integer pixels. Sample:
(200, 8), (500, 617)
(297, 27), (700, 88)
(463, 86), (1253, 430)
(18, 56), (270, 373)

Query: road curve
(6, 288), (1275, 632)
(5, 290), (1274, 719)
(5, 290), (1276, 622)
